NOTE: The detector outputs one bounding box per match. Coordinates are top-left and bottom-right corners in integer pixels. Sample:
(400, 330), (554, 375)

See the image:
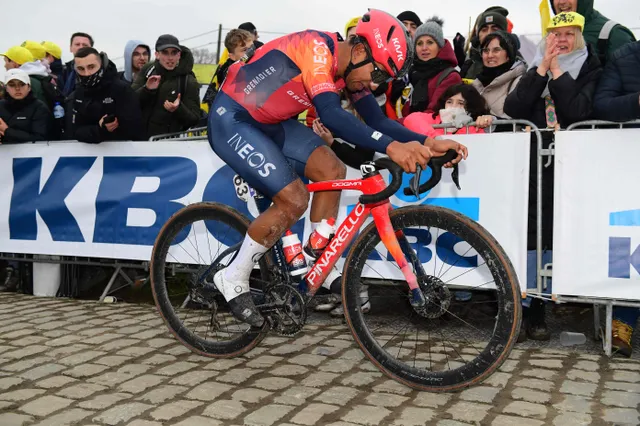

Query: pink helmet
(355, 9), (414, 80)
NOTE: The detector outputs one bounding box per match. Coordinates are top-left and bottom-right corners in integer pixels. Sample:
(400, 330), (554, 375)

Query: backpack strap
(436, 68), (457, 87)
(597, 20), (619, 65)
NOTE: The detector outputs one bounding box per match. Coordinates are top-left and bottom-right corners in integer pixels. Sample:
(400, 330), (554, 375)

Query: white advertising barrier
(553, 130), (640, 299)
(0, 134), (529, 289)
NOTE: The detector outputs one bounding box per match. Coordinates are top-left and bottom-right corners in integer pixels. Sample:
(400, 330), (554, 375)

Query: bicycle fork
(370, 203), (427, 308)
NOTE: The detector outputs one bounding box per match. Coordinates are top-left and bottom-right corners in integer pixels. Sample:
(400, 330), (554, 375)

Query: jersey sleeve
(299, 36), (339, 100)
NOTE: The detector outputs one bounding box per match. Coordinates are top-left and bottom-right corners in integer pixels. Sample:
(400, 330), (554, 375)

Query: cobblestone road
(1, 293), (640, 425)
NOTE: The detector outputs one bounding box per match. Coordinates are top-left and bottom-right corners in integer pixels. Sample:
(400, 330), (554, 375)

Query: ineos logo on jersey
(287, 90), (312, 108)
(392, 38), (404, 62)
(312, 39), (329, 76)
(373, 28), (384, 49)
(226, 133), (277, 177)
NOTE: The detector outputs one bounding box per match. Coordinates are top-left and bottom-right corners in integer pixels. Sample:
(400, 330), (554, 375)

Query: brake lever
(409, 164), (422, 200)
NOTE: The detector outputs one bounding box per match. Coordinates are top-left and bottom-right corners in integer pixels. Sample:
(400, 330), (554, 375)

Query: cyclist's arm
(350, 88), (429, 143)
(312, 92), (394, 153)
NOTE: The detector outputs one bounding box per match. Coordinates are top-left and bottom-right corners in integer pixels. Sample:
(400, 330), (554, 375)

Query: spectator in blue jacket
(593, 41), (640, 122)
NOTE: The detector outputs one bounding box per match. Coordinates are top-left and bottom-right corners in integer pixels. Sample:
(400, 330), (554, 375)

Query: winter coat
(120, 41), (151, 84)
(472, 61), (527, 118)
(504, 45), (602, 129)
(0, 92), (51, 143)
(460, 48), (484, 80)
(593, 41), (640, 122)
(550, 0), (636, 64)
(403, 112), (486, 139)
(62, 60), (77, 97)
(132, 46), (201, 138)
(386, 40), (462, 119)
(66, 53), (145, 143)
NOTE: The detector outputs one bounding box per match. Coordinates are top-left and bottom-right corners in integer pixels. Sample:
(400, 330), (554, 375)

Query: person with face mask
(0, 69), (51, 144)
(132, 34), (202, 139)
(66, 47), (144, 143)
(403, 84), (493, 138)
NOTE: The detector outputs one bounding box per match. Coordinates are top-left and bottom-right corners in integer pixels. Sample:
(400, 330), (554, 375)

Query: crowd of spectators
(0, 0), (639, 355)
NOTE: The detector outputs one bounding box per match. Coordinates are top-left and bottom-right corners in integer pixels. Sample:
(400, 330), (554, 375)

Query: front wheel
(342, 205), (521, 392)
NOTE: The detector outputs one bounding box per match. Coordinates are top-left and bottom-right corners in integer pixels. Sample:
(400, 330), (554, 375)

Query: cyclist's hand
(425, 138), (468, 168)
(386, 141), (432, 173)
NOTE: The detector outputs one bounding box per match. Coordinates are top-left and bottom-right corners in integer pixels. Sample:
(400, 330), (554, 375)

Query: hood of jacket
(437, 40), (459, 67)
(20, 61), (49, 77)
(550, 0), (595, 19)
(141, 45), (195, 78)
(123, 40), (150, 82)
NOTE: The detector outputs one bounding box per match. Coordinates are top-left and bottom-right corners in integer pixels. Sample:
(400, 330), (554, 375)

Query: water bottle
(53, 102), (65, 119)
(282, 230), (307, 276)
(559, 331), (586, 346)
(304, 218), (336, 259)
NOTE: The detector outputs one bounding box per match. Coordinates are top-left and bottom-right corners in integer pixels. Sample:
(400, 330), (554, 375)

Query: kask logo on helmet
(392, 37), (404, 62)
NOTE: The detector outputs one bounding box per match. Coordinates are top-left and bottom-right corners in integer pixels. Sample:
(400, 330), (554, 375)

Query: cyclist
(208, 9), (468, 327)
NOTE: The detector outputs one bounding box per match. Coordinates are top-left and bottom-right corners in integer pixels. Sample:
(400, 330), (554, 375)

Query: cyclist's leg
(274, 119), (347, 223)
(269, 119), (347, 291)
(208, 95), (310, 326)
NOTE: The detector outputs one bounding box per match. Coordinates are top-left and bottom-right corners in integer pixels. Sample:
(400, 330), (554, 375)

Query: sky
(1, 0), (639, 75)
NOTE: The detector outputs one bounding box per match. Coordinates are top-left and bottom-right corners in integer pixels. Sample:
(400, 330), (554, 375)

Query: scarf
(77, 67), (105, 89)
(529, 42), (588, 98)
(476, 62), (513, 87)
(409, 57), (451, 113)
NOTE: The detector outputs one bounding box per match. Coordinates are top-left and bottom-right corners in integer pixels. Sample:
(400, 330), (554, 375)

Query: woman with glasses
(471, 31), (526, 119)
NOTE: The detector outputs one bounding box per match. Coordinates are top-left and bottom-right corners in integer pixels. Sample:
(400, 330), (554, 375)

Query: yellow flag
(539, 0), (552, 35)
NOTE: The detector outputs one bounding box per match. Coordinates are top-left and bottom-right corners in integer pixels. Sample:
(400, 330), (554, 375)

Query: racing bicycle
(150, 151), (521, 392)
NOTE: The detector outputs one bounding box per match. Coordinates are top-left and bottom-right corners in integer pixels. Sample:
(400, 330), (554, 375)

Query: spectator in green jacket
(132, 34), (201, 139)
(550, 0), (636, 64)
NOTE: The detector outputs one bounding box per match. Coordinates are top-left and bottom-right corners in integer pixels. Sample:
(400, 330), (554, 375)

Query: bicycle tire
(151, 202), (269, 358)
(342, 205), (521, 392)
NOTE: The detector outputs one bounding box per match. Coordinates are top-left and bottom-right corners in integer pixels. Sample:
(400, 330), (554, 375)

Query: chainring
(264, 284), (307, 336)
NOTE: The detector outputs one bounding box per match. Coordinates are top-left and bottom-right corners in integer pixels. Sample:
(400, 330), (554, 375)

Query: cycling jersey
(222, 30), (341, 124)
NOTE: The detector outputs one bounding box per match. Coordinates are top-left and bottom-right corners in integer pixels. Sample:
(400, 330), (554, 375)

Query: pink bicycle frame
(302, 173), (420, 296)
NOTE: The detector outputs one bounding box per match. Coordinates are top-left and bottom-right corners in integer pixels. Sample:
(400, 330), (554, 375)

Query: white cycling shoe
(213, 269), (264, 328)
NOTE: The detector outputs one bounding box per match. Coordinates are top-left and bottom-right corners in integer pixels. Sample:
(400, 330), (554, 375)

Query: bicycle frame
(256, 172), (424, 299)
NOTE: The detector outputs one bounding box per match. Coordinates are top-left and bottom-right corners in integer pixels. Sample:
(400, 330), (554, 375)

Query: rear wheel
(343, 205), (521, 392)
(150, 202), (270, 358)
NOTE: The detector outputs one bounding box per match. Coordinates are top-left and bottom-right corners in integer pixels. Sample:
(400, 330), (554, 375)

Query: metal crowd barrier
(556, 119), (640, 356)
(149, 127), (208, 142)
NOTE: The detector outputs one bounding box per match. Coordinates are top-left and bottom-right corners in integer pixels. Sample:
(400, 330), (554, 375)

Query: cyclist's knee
(275, 179), (309, 219)
(308, 147), (346, 181)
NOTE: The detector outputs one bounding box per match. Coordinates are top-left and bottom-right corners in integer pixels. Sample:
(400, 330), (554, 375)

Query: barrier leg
(99, 266), (122, 302)
(593, 304), (601, 341)
(604, 302), (613, 357)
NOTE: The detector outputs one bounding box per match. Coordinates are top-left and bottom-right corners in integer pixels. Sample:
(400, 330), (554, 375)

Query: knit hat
(477, 10), (508, 33)
(415, 17), (445, 48)
(397, 11), (422, 27)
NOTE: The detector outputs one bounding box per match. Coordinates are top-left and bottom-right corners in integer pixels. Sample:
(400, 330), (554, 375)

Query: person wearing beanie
(397, 17), (461, 115)
(472, 31), (526, 118)
(397, 11), (422, 38)
(0, 69), (51, 144)
(460, 6), (512, 80)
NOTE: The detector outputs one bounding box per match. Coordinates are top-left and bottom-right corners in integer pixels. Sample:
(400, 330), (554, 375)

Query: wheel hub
(414, 275), (452, 319)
